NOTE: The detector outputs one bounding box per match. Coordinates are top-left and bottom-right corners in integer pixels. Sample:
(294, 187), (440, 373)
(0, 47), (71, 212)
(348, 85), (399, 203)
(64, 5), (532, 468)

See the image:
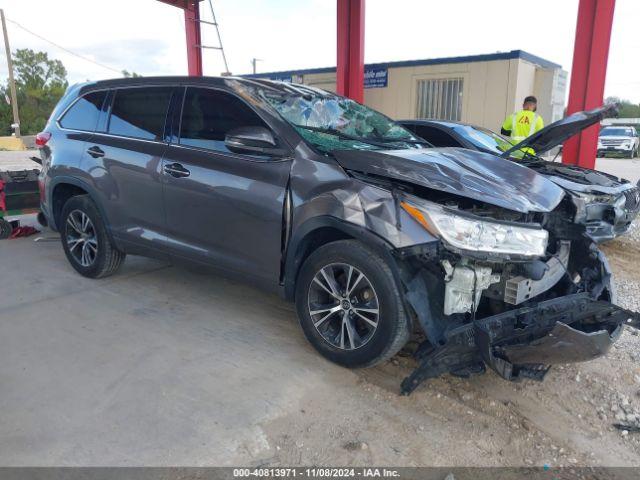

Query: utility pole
(0, 9), (20, 138)
(251, 58), (262, 74)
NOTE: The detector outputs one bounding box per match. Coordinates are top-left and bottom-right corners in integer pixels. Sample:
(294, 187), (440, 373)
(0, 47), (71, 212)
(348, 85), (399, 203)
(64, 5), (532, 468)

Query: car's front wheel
(60, 195), (125, 278)
(295, 240), (410, 368)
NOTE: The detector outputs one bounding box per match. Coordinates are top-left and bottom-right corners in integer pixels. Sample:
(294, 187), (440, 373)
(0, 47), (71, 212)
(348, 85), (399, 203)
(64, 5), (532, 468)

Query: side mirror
(225, 126), (287, 157)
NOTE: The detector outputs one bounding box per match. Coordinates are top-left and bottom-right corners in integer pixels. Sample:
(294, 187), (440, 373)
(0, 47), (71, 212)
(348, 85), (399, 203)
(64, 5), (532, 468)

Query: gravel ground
(265, 224), (640, 469)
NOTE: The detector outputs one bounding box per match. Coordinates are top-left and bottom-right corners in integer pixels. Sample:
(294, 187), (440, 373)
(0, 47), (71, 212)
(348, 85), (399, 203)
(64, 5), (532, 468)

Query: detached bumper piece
(401, 293), (640, 395)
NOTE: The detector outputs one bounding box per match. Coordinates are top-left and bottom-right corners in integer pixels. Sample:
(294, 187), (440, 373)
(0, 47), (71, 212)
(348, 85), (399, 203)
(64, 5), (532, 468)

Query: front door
(161, 87), (292, 284)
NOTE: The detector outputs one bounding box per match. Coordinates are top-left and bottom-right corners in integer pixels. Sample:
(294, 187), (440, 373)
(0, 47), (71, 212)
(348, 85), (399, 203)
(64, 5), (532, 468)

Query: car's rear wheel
(295, 240), (410, 368)
(60, 195), (125, 278)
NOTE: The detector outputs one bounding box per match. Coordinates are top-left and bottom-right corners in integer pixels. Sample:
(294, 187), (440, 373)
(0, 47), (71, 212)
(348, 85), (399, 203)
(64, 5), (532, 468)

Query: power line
(5, 17), (123, 74)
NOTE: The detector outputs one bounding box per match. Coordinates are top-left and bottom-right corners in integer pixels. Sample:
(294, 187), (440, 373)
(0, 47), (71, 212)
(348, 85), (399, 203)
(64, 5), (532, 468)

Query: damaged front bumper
(401, 293), (640, 395)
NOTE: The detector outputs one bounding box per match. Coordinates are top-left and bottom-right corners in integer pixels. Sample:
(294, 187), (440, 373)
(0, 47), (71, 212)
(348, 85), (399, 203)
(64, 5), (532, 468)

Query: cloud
(0, 0), (638, 102)
(74, 38), (177, 77)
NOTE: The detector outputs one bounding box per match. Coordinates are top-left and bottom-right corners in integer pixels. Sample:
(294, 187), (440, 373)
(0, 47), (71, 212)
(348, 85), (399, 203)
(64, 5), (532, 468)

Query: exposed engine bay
(325, 144), (640, 396)
(392, 193), (640, 394)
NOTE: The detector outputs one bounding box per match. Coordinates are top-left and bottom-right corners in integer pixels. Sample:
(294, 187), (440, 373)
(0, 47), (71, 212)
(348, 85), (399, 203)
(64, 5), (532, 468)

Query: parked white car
(597, 125), (639, 158)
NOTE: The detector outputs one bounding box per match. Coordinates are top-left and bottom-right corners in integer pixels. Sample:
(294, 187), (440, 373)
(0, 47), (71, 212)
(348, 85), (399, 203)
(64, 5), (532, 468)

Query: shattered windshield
(454, 125), (524, 159)
(260, 85), (426, 153)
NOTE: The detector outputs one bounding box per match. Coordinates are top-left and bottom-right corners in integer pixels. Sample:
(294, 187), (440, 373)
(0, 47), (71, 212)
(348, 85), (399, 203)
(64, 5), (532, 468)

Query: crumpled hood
(517, 157), (633, 192)
(333, 147), (565, 213)
(502, 104), (618, 157)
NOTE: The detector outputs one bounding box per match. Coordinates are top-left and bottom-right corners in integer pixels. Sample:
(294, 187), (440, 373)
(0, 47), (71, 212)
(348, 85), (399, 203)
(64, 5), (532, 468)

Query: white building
(247, 50), (567, 131)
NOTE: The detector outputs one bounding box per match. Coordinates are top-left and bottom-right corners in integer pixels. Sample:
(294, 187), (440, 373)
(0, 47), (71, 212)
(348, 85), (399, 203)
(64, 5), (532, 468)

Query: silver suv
(598, 125), (639, 158)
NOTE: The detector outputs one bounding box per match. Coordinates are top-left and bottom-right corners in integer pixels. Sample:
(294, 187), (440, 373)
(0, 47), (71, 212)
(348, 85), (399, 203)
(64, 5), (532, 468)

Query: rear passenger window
(179, 88), (268, 153)
(59, 91), (106, 131)
(108, 87), (172, 141)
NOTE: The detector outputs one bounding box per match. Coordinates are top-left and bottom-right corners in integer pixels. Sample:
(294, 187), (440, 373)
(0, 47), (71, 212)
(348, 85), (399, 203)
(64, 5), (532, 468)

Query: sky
(0, 0), (638, 102)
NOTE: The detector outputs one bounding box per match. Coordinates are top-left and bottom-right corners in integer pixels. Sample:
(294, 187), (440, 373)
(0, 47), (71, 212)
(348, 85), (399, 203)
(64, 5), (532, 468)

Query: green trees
(0, 48), (68, 136)
(605, 96), (640, 119)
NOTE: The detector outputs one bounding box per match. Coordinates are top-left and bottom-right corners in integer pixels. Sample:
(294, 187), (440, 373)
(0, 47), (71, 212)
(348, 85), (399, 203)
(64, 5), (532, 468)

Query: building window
(416, 78), (463, 121)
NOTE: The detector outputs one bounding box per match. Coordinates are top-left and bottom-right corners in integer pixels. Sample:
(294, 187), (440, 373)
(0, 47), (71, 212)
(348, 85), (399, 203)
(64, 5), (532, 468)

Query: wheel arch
(282, 216), (401, 301)
(49, 176), (117, 246)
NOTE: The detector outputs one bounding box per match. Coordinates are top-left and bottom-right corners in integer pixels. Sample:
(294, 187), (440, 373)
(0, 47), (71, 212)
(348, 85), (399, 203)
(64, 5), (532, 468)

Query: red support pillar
(184, 0), (203, 76)
(336, 0), (365, 102)
(563, 0), (615, 168)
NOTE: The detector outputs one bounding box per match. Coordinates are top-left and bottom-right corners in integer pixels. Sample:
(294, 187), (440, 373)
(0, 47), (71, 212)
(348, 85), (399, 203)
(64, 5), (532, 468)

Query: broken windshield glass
(262, 89), (426, 153)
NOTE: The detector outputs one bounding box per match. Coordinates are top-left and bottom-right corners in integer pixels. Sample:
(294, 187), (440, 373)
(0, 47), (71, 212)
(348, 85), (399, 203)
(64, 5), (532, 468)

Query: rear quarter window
(107, 87), (173, 141)
(58, 91), (107, 131)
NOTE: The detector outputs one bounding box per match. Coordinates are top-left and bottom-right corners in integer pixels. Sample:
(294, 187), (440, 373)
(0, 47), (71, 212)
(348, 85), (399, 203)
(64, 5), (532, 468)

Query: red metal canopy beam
(156, 0), (203, 76)
(336, 0), (365, 102)
(563, 0), (616, 168)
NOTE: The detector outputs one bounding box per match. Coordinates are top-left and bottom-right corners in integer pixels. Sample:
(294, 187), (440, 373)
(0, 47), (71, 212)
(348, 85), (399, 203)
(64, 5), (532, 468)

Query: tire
(295, 239), (410, 368)
(60, 195), (125, 278)
(36, 211), (48, 227)
(0, 218), (12, 239)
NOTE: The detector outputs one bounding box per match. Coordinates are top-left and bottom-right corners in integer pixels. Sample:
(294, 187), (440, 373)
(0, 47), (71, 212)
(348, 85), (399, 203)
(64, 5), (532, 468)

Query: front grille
(600, 139), (625, 146)
(624, 188), (640, 211)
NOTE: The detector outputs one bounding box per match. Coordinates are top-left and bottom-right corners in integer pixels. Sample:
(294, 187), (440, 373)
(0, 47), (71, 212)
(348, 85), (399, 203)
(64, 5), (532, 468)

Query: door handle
(87, 146), (105, 158)
(163, 162), (190, 178)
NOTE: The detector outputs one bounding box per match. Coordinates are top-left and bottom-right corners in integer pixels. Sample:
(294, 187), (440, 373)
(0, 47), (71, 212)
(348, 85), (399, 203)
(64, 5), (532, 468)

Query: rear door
(52, 89), (108, 172)
(161, 86), (292, 284)
(83, 86), (174, 252)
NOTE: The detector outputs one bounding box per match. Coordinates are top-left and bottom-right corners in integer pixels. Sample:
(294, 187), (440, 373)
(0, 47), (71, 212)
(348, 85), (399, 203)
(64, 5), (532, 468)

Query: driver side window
(179, 88), (270, 154)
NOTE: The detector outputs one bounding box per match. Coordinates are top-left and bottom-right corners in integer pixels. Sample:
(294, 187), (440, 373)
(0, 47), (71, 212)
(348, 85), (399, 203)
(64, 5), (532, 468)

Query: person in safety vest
(501, 96), (544, 142)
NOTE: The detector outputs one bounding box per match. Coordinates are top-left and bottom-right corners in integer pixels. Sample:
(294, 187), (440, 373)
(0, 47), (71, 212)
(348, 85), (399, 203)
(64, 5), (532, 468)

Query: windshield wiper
(294, 124), (426, 149)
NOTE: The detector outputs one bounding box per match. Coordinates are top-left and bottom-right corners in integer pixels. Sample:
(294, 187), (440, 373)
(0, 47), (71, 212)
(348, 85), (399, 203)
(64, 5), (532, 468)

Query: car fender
(283, 215), (404, 301)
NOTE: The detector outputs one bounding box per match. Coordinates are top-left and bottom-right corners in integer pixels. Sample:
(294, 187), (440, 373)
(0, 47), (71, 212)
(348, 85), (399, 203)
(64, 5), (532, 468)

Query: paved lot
(595, 158), (640, 184)
(1, 152), (640, 467)
(0, 231), (332, 465)
(0, 150), (40, 171)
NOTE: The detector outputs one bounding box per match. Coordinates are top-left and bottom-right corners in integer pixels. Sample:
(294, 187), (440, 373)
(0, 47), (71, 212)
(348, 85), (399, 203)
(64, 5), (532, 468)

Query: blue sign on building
(269, 75), (293, 83)
(364, 67), (388, 88)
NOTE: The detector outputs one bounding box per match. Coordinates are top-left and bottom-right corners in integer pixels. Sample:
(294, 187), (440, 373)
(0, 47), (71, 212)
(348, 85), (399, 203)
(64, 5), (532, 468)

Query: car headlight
(401, 199), (548, 257)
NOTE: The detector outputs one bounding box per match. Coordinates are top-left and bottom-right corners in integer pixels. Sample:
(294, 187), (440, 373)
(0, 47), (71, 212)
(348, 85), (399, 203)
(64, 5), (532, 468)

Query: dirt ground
(260, 225), (640, 469)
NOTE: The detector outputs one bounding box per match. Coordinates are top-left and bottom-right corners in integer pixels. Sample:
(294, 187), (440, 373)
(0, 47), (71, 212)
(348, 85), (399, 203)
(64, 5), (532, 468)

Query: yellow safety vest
(502, 110), (544, 142)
